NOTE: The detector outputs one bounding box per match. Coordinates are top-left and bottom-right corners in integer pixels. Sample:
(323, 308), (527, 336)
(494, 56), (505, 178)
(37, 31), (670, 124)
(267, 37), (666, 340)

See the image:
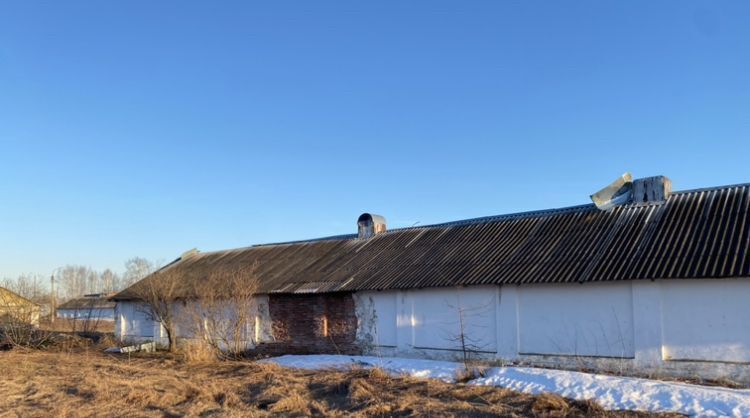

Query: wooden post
(50, 274), (56, 325)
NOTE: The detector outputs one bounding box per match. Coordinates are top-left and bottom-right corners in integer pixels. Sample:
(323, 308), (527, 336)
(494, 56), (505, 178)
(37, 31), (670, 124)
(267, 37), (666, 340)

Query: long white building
(113, 177), (750, 383)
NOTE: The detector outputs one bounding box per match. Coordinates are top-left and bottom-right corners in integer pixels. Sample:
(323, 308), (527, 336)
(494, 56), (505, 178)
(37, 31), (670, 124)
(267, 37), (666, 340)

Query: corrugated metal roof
(57, 296), (116, 310)
(114, 183), (750, 299)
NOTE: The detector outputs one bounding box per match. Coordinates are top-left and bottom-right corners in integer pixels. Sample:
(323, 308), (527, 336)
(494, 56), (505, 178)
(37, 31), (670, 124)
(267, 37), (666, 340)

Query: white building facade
(353, 279), (750, 383)
(114, 179), (750, 383)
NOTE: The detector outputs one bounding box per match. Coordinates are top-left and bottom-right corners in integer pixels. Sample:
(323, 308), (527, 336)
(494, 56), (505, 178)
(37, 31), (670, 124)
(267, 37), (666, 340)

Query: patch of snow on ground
(263, 354), (750, 417)
(473, 366), (750, 417)
(262, 354), (460, 382)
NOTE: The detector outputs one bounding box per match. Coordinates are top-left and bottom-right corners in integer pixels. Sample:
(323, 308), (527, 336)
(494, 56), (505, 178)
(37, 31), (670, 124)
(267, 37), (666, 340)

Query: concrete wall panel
(517, 282), (635, 358)
(662, 279), (750, 363)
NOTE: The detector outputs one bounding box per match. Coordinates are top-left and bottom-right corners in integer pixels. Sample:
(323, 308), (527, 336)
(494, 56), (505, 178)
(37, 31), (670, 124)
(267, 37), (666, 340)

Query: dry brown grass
(0, 350), (682, 418)
(39, 318), (115, 334)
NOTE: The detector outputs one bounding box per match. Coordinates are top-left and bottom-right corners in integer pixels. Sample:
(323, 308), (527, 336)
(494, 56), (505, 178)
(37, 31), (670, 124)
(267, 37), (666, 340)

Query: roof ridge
(249, 233), (358, 248)
(366, 182), (750, 234)
(178, 182), (750, 255)
(670, 181), (750, 196)
(190, 233), (358, 255)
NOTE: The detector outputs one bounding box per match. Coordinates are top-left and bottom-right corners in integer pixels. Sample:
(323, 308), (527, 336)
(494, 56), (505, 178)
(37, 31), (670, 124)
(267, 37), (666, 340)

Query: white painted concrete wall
(517, 282), (634, 358)
(371, 291), (398, 347)
(661, 280), (750, 363)
(116, 278), (750, 382)
(356, 279), (750, 383)
(358, 286), (498, 356)
(115, 302), (154, 339)
(409, 286), (497, 352)
(57, 308), (115, 321)
(115, 295), (273, 348)
(354, 291), (398, 348)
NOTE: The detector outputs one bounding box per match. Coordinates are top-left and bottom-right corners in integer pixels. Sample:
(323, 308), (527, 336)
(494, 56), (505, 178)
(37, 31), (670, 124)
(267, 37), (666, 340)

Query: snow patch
(263, 354), (461, 382)
(473, 366), (750, 417)
(262, 354), (750, 417)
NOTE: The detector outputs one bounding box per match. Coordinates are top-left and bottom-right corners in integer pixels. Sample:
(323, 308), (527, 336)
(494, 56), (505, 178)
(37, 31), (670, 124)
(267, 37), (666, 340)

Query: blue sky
(1, 1), (749, 278)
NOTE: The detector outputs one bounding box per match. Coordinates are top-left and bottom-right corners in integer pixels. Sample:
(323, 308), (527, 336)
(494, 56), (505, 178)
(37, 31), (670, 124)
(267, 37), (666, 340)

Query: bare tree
(60, 297), (108, 335)
(445, 299), (493, 380)
(58, 265), (96, 300)
(99, 269), (119, 294)
(185, 265), (260, 359)
(80, 300), (104, 334)
(122, 257), (156, 289)
(2, 274), (47, 303)
(130, 268), (181, 352)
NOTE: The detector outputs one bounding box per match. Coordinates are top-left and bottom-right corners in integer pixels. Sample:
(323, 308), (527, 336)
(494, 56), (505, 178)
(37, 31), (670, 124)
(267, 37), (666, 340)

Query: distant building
(0, 287), (40, 327)
(57, 294), (115, 322)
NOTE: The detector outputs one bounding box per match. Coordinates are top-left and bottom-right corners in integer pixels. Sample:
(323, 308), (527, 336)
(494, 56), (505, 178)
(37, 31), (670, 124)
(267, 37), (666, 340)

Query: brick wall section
(260, 292), (359, 355)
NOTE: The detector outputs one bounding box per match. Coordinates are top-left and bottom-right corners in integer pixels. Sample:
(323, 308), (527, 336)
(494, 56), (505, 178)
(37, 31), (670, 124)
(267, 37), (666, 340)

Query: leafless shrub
(0, 290), (53, 349)
(129, 269), (181, 352)
(61, 299), (107, 336)
(184, 265), (260, 360)
(1, 316), (56, 349)
(446, 299), (492, 380)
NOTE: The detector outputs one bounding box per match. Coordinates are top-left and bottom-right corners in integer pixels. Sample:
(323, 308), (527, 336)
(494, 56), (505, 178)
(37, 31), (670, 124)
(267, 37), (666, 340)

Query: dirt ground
(0, 349), (682, 418)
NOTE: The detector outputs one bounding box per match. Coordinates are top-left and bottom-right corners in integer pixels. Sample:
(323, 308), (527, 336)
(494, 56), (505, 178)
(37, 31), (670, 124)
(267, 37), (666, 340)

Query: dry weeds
(39, 318), (115, 334)
(0, 350), (681, 417)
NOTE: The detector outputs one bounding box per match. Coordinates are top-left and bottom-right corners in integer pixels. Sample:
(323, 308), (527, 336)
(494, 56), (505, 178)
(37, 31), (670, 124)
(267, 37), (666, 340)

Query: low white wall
(517, 282), (634, 358)
(356, 286), (499, 358)
(410, 286), (497, 352)
(115, 296), (273, 348)
(356, 278), (750, 383)
(115, 279), (750, 382)
(115, 302), (155, 339)
(661, 280), (750, 363)
(57, 308), (115, 321)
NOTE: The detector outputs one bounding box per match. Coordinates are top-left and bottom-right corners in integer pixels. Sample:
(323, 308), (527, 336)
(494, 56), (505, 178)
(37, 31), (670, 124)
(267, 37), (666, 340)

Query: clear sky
(1, 1), (749, 278)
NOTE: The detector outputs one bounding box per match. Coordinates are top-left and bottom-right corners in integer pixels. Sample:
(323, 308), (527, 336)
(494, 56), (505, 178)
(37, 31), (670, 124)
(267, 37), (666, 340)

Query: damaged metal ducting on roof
(357, 213), (387, 239)
(591, 173), (672, 210)
(181, 248), (200, 260)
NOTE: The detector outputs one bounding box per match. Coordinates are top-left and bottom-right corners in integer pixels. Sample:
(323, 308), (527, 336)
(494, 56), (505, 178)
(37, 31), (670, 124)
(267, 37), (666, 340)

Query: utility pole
(50, 274), (56, 324)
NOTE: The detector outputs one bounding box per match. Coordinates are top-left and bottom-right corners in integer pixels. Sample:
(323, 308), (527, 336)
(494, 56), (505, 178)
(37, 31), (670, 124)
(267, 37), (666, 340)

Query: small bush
(0, 319), (58, 350)
(455, 363), (488, 383)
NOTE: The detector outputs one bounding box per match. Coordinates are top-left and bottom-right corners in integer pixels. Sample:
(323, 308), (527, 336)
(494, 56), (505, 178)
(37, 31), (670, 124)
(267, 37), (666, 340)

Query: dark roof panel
(114, 183), (750, 299)
(57, 296), (116, 310)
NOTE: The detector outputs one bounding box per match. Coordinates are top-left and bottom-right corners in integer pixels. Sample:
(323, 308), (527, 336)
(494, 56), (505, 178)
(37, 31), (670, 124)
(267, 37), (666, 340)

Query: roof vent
(180, 248), (200, 259)
(357, 213), (386, 239)
(632, 176), (672, 205)
(591, 173), (634, 210)
(591, 173), (672, 210)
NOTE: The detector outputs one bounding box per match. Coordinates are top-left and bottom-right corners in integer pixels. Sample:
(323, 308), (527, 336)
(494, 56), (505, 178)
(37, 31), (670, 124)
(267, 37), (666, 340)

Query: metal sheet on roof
(113, 183), (750, 299)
